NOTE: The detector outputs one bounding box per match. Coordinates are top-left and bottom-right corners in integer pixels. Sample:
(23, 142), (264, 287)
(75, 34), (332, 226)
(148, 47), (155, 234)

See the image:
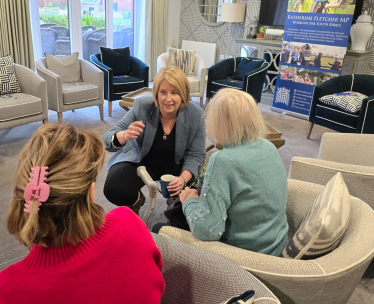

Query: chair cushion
(0, 93), (42, 122)
(100, 46), (131, 76)
(0, 55), (21, 95)
(112, 75), (145, 96)
(282, 172), (350, 260)
(62, 82), (99, 105)
(210, 79), (242, 95)
(187, 75), (200, 93)
(315, 103), (359, 130)
(319, 91), (367, 113)
(166, 46), (195, 75)
(45, 52), (81, 83)
(230, 58), (264, 81)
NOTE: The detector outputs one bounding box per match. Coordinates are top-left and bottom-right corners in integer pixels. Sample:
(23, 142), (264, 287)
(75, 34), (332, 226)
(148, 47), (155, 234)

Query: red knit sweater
(0, 207), (165, 304)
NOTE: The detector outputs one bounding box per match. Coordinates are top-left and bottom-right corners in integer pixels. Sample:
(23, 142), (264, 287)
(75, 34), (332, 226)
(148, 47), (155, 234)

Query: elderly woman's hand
(179, 187), (199, 203)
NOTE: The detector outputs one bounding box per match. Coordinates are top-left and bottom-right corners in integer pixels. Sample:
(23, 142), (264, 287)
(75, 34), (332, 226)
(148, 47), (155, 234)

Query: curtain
(0, 0), (34, 69)
(203, 0), (219, 23)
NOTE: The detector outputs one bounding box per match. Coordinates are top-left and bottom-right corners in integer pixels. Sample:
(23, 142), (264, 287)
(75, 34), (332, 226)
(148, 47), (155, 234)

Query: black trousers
(103, 161), (183, 206)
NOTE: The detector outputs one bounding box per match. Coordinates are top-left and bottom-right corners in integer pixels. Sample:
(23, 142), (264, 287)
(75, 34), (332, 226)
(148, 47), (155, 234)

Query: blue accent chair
(90, 52), (149, 116)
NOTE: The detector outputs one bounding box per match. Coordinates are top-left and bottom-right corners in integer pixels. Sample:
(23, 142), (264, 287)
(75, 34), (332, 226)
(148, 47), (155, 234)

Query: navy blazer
(102, 96), (206, 178)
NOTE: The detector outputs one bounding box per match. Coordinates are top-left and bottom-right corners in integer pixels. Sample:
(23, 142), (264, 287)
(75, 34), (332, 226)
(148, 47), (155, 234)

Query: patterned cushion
(0, 55), (21, 95)
(230, 58), (264, 81)
(222, 290), (255, 304)
(45, 52), (81, 83)
(166, 46), (195, 75)
(282, 172), (350, 260)
(100, 46), (131, 76)
(319, 91), (367, 113)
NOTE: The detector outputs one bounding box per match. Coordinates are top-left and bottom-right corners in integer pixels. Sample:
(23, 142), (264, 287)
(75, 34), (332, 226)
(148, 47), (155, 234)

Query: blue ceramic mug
(156, 174), (175, 198)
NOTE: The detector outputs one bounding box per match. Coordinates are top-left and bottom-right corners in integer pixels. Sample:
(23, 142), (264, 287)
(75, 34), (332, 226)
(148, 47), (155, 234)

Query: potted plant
(257, 27), (265, 39)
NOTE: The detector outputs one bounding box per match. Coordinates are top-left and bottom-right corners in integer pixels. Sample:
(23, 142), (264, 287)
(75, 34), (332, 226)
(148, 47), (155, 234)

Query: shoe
(129, 191), (146, 215)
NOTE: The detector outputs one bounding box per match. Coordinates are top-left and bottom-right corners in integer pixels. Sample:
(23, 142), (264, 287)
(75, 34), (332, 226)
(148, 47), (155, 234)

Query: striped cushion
(166, 46), (195, 76)
(0, 55), (21, 95)
(282, 172), (350, 259)
(319, 91), (367, 113)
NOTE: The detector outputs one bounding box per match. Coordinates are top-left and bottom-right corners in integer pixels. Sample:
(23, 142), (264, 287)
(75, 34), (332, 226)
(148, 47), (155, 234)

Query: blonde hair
(153, 66), (190, 108)
(7, 123), (105, 249)
(206, 89), (267, 146)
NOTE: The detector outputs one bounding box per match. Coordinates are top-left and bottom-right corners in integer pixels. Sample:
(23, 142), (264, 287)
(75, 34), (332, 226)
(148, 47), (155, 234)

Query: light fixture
(220, 2), (246, 58)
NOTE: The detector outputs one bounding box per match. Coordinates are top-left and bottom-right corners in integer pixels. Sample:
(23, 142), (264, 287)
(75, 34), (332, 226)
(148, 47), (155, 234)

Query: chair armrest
(206, 58), (236, 98)
(90, 53), (113, 100)
(80, 59), (104, 104)
(358, 95), (374, 134)
(289, 156), (374, 209)
(242, 62), (269, 102)
(194, 54), (207, 96)
(130, 56), (149, 87)
(157, 53), (167, 73)
(35, 59), (63, 112)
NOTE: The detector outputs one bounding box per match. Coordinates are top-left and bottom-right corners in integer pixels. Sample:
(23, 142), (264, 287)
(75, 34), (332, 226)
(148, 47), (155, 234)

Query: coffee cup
(156, 174), (175, 198)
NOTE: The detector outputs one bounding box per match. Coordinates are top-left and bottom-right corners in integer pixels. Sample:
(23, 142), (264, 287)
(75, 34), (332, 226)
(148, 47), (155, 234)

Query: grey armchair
(289, 132), (374, 210)
(0, 64), (48, 130)
(158, 179), (374, 304)
(35, 58), (104, 123)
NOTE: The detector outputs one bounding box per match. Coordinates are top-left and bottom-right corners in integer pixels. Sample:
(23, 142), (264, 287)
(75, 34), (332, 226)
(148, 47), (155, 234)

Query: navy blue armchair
(206, 57), (269, 103)
(90, 52), (149, 116)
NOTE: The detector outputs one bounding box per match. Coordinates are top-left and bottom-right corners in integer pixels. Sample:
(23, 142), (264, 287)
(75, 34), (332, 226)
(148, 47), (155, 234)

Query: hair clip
(23, 166), (50, 213)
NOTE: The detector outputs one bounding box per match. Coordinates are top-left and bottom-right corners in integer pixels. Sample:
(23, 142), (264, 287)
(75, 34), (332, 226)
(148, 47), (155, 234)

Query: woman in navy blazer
(102, 66), (206, 214)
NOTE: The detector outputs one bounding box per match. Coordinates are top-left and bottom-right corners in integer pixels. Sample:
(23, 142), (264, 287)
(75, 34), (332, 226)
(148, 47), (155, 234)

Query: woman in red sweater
(0, 123), (165, 304)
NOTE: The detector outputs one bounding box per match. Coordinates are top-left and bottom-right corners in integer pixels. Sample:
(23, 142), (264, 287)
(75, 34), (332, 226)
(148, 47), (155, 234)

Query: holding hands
(168, 176), (187, 197)
(117, 121), (145, 145)
(180, 187), (199, 203)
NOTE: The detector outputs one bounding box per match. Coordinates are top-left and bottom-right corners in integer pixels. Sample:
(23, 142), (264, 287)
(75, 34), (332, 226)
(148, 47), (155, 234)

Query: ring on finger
(132, 130), (135, 135)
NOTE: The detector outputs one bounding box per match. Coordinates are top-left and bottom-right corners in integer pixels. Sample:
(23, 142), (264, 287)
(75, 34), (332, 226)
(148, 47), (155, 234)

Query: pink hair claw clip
(23, 166), (50, 213)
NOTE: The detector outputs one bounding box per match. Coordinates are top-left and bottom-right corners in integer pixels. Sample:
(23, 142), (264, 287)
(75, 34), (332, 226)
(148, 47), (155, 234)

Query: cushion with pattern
(319, 91), (367, 113)
(0, 55), (21, 95)
(166, 46), (195, 75)
(282, 172), (350, 260)
(45, 52), (81, 83)
(230, 58), (264, 81)
(100, 46), (131, 76)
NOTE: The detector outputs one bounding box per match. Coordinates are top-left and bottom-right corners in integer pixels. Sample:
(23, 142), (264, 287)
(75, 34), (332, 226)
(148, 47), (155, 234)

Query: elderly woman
(102, 66), (206, 214)
(180, 89), (288, 256)
(0, 123), (165, 303)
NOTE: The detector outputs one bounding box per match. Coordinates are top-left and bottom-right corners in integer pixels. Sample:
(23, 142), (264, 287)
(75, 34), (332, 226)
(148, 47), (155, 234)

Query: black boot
(129, 191), (146, 215)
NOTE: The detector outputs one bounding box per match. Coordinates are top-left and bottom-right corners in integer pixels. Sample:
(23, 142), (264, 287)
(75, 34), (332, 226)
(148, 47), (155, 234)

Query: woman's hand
(117, 121), (145, 145)
(167, 176), (186, 197)
(180, 187), (199, 203)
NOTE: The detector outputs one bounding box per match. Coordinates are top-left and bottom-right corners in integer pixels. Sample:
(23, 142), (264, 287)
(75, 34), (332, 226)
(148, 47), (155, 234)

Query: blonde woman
(102, 66), (205, 214)
(0, 124), (165, 303)
(180, 89), (288, 256)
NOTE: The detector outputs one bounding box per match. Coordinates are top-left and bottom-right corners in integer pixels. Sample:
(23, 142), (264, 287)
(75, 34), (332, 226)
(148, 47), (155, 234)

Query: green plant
(39, 13), (68, 27)
(258, 27), (265, 34)
(49, 1), (53, 8)
(82, 14), (92, 26)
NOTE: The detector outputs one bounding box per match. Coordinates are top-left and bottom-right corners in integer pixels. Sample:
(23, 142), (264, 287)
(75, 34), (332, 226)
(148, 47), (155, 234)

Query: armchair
(157, 52), (206, 108)
(206, 57), (269, 103)
(0, 64), (48, 130)
(289, 132), (374, 210)
(35, 57), (104, 123)
(307, 74), (374, 138)
(158, 179), (374, 304)
(90, 52), (149, 116)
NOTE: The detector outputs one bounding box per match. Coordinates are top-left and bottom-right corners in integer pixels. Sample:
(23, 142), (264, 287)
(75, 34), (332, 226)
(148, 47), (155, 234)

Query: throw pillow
(230, 58), (264, 81)
(282, 172), (350, 260)
(222, 290), (255, 304)
(0, 55), (21, 95)
(100, 46), (131, 76)
(45, 52), (81, 83)
(166, 46), (195, 75)
(319, 91), (367, 113)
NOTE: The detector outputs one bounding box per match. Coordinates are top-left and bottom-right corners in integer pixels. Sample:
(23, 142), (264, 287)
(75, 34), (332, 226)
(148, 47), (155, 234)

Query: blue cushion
(230, 58), (263, 80)
(112, 75), (145, 96)
(100, 46), (130, 76)
(315, 102), (359, 130)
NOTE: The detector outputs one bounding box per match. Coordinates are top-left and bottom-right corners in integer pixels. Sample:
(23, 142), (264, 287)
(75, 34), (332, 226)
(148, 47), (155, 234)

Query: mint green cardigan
(183, 139), (288, 256)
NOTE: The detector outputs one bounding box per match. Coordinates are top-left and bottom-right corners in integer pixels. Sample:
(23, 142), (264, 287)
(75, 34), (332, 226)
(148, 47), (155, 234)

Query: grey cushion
(167, 46), (195, 75)
(45, 52), (81, 83)
(319, 91), (367, 113)
(62, 82), (100, 105)
(282, 172), (350, 259)
(0, 93), (42, 122)
(0, 55), (21, 95)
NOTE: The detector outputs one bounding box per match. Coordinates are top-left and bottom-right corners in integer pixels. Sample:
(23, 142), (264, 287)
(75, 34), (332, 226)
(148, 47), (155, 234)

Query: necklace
(161, 116), (177, 140)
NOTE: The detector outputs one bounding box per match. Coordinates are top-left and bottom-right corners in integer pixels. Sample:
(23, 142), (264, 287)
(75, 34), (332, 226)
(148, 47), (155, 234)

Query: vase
(350, 11), (373, 52)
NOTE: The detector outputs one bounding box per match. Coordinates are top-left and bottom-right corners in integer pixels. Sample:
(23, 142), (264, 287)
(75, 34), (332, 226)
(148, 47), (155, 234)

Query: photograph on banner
(289, 0), (356, 14)
(280, 41), (346, 70)
(278, 65), (339, 86)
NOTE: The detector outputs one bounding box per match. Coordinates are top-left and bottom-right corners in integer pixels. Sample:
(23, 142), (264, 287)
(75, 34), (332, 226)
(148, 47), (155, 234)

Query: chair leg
(200, 97), (203, 108)
(43, 119), (48, 124)
(306, 122), (314, 139)
(58, 112), (63, 124)
(108, 100), (112, 117)
(99, 104), (104, 121)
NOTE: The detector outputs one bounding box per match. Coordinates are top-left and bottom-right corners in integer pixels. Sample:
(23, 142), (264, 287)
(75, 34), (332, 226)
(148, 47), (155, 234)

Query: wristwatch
(181, 175), (187, 187)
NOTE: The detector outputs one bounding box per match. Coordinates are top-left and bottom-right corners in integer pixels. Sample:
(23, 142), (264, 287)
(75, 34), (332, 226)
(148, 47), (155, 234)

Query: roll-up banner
(272, 0), (356, 118)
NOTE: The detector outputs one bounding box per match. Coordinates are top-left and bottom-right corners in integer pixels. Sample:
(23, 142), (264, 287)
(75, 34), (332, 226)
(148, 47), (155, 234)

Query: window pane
(81, 1), (106, 61)
(39, 0), (71, 57)
(113, 0), (134, 55)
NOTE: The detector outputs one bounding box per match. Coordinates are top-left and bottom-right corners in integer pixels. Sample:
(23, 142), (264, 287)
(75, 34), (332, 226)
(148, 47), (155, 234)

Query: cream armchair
(289, 132), (374, 210)
(157, 53), (206, 108)
(158, 179), (374, 304)
(35, 58), (104, 123)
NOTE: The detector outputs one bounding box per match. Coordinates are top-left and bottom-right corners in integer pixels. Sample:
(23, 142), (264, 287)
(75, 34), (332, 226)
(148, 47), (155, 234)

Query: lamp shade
(221, 3), (246, 23)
